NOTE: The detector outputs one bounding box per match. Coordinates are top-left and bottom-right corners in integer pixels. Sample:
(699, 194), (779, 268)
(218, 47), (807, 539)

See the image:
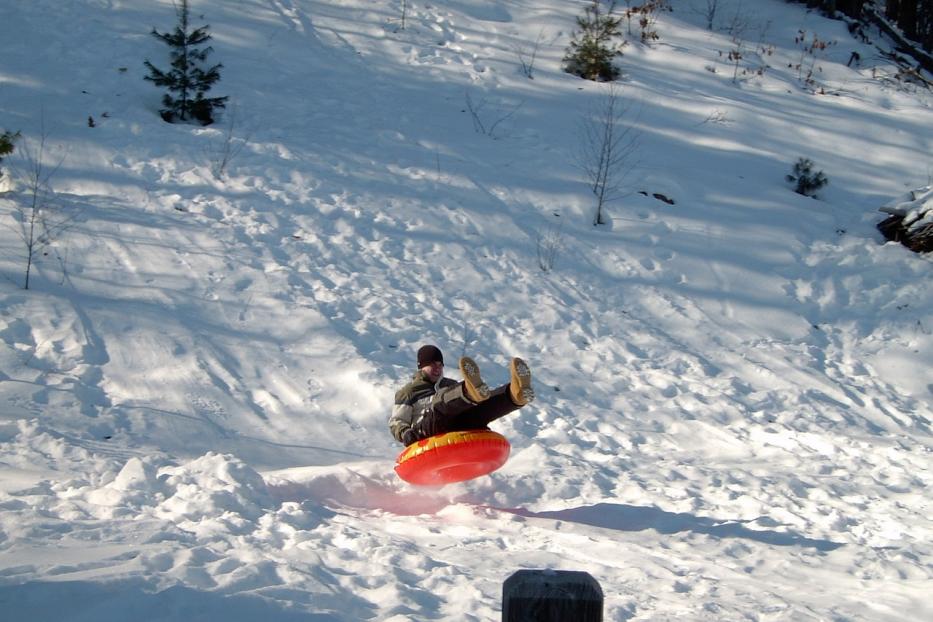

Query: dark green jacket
(389, 371), (458, 444)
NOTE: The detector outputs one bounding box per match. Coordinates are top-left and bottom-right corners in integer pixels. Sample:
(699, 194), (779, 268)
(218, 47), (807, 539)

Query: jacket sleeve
(390, 376), (457, 445)
(389, 401), (415, 444)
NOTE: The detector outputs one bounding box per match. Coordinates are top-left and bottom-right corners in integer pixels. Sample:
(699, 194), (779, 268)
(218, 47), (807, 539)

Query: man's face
(421, 361), (444, 382)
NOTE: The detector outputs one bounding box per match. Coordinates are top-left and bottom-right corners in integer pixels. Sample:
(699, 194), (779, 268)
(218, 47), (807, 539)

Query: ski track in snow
(1, 0), (932, 620)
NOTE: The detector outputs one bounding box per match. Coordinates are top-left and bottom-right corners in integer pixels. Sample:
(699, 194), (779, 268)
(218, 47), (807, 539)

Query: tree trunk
(837, 0), (862, 19)
(900, 0), (919, 39)
(887, 0), (901, 22)
(865, 3), (933, 69)
(921, 0), (933, 50)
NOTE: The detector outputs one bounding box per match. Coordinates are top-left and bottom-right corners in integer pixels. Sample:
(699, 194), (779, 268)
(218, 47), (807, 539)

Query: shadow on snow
(505, 502), (844, 551)
(0, 578), (361, 622)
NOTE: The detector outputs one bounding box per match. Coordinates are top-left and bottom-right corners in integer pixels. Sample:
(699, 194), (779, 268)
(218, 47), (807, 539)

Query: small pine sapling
(786, 158), (828, 198)
(0, 130), (20, 183)
(144, 0), (227, 125)
(0, 130), (19, 161)
(563, 0), (625, 82)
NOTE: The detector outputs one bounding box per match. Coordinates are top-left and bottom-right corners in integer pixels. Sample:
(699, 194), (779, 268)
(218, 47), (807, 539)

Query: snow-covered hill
(1, 1), (931, 619)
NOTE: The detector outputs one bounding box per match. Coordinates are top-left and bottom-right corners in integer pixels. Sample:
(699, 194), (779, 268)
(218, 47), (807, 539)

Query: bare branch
(513, 28), (546, 79)
(5, 126), (73, 289)
(207, 99), (251, 179)
(536, 219), (564, 272)
(575, 83), (640, 226)
(465, 91), (524, 139)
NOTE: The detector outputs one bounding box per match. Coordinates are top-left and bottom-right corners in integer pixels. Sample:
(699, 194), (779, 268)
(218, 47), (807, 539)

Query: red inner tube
(395, 430), (511, 486)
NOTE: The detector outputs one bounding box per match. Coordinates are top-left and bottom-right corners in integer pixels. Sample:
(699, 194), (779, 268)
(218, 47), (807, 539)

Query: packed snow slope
(1, 0), (931, 620)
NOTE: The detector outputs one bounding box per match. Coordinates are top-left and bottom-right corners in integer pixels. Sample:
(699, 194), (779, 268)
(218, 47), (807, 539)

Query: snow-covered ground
(1, 0), (931, 619)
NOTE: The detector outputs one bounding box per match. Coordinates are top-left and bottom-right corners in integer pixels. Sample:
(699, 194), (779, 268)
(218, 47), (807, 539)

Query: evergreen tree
(0, 130), (18, 160)
(144, 0), (227, 125)
(0, 130), (20, 180)
(786, 158), (828, 198)
(884, 1), (932, 52)
(563, 0), (625, 82)
(921, 0), (933, 52)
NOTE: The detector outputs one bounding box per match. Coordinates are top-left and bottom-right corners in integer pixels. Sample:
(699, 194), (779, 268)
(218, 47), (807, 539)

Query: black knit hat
(417, 344), (444, 368)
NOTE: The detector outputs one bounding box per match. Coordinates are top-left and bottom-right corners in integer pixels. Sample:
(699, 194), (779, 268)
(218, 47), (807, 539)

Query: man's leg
(449, 385), (522, 431)
(453, 358), (535, 430)
(411, 358), (534, 439)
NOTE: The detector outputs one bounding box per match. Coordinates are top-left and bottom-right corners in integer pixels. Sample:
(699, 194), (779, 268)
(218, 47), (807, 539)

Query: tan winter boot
(509, 357), (534, 406)
(459, 356), (490, 403)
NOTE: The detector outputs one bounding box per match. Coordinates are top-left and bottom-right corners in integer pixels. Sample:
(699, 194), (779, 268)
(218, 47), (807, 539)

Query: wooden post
(502, 569), (603, 621)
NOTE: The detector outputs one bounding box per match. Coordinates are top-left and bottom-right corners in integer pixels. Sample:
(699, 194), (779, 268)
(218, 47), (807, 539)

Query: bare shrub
(575, 83), (640, 226)
(3, 131), (76, 289)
